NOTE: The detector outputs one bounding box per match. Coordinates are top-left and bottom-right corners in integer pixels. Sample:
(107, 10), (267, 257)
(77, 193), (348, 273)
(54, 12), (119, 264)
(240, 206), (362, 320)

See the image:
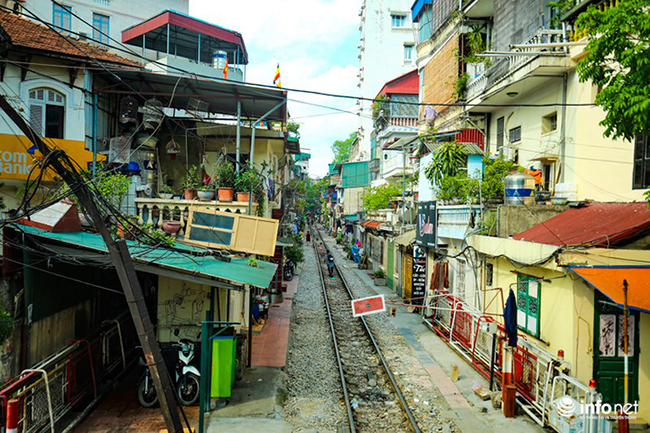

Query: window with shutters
(92, 13), (110, 45)
(29, 89), (65, 139)
(517, 275), (541, 338)
(496, 117), (504, 150)
(53, 4), (72, 33)
(633, 134), (650, 189)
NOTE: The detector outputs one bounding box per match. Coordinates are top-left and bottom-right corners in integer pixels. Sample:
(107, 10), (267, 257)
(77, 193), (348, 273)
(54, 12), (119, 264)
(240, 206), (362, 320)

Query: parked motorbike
(136, 333), (201, 408)
(175, 338), (200, 406)
(283, 257), (295, 281)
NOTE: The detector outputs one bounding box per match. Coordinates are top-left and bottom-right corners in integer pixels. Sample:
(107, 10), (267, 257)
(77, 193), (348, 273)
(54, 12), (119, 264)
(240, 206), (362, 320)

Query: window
(496, 116), (504, 149)
(485, 263), (493, 287)
(543, 163), (554, 191)
(391, 14), (406, 27)
(29, 89), (65, 139)
(517, 275), (541, 338)
(542, 112), (558, 134)
(92, 13), (110, 45)
(404, 44), (414, 63)
(53, 4), (72, 32)
(390, 94), (418, 117)
(633, 134), (650, 189)
(509, 126), (521, 143)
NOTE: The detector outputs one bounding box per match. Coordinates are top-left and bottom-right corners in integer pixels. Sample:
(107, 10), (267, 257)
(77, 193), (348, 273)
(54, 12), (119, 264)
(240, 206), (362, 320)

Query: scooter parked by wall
(136, 331), (201, 407)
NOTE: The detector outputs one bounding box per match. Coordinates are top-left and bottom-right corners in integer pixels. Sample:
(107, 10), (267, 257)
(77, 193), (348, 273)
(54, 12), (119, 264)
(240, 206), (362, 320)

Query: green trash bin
(210, 336), (236, 398)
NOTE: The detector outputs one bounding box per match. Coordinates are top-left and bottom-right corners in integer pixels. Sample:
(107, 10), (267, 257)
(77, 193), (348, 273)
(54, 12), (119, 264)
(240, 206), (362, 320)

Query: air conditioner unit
(78, 32), (88, 42)
(497, 146), (512, 160)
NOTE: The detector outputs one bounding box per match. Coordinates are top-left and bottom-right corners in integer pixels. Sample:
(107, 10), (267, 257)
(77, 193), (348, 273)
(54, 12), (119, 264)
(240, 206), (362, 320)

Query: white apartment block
(357, 0), (416, 160)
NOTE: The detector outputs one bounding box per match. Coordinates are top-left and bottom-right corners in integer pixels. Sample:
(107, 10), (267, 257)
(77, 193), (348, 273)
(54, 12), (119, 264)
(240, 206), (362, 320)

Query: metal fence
(424, 289), (610, 433)
(0, 313), (134, 432)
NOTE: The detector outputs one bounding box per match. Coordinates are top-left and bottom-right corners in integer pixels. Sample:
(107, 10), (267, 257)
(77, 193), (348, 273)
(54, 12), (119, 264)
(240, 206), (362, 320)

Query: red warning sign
(351, 294), (386, 317)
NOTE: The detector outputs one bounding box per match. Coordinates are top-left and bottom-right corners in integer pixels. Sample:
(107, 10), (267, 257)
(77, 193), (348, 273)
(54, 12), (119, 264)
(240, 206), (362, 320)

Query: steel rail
(312, 235), (357, 433)
(315, 230), (421, 433)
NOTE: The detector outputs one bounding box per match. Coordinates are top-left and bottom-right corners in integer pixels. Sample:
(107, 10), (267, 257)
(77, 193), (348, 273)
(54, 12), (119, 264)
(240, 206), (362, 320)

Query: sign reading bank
(0, 134), (96, 181)
(416, 201), (437, 248)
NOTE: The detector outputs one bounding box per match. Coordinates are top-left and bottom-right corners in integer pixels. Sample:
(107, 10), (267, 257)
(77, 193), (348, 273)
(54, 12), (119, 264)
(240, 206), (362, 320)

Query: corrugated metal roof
(376, 69), (419, 98)
(17, 225), (277, 288)
(361, 220), (383, 229)
(513, 202), (650, 247)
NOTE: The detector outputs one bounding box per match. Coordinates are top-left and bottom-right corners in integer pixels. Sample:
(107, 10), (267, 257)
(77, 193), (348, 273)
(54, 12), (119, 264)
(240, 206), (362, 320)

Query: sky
(189, 0), (362, 178)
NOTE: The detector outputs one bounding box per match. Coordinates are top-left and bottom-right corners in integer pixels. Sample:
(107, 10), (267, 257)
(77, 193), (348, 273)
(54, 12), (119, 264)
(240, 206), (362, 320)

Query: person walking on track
(325, 250), (335, 278)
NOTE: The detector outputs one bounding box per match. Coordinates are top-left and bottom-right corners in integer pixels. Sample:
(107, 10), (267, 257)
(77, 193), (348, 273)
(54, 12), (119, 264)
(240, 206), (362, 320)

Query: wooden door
(403, 253), (413, 300)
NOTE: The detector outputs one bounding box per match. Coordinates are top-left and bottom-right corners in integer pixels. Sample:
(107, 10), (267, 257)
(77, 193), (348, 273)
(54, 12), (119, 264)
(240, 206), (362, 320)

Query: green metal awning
(17, 225), (277, 289)
(393, 230), (416, 246)
(344, 214), (359, 221)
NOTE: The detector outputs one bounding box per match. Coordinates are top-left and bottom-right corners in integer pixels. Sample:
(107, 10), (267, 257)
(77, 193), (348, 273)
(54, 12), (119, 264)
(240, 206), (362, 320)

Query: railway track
(312, 229), (421, 433)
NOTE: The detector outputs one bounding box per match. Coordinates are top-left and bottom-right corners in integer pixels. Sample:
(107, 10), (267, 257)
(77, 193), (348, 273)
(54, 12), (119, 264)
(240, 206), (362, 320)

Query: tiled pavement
(74, 370), (199, 432)
(250, 273), (297, 367)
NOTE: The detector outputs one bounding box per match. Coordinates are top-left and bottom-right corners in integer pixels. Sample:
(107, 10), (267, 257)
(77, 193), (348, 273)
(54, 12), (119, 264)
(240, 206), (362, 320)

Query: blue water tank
(504, 172), (535, 205)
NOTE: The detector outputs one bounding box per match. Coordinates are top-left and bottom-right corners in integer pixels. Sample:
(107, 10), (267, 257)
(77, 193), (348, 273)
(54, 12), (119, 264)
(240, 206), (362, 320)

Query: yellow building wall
(157, 276), (248, 343)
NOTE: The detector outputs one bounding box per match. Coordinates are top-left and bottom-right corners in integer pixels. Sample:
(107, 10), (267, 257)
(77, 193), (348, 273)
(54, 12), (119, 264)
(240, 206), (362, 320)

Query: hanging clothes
(503, 289), (518, 347)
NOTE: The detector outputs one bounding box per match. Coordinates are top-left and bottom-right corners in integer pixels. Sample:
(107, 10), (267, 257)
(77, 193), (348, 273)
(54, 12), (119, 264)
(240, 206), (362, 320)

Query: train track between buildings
(312, 229), (421, 433)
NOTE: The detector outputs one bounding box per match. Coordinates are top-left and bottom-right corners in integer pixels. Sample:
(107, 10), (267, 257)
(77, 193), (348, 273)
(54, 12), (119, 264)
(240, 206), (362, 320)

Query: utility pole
(0, 95), (184, 432)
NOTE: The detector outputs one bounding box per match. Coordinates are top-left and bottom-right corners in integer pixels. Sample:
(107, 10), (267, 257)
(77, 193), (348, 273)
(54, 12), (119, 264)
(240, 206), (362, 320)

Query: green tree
(362, 183), (401, 210)
(331, 132), (357, 163)
(424, 142), (467, 186)
(287, 120), (300, 135)
(575, 0), (650, 141)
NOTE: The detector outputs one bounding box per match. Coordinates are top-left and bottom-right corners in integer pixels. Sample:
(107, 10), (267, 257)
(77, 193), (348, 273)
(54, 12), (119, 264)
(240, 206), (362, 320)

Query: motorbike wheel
(284, 268), (293, 281)
(138, 379), (159, 408)
(177, 373), (200, 406)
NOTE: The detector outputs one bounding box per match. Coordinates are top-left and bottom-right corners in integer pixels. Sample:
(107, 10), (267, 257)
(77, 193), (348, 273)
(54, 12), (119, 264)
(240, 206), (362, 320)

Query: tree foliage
(362, 183), (401, 211)
(575, 0), (650, 140)
(331, 132), (357, 163)
(424, 142), (467, 186)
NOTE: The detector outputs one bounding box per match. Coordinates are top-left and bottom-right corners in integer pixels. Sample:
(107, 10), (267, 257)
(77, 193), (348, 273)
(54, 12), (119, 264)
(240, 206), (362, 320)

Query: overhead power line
(11, 2), (598, 110)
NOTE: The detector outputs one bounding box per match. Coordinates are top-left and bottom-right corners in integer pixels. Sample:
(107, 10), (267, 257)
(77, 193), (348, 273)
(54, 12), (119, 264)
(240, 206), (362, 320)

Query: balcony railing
(135, 198), (255, 237)
(466, 29), (566, 100)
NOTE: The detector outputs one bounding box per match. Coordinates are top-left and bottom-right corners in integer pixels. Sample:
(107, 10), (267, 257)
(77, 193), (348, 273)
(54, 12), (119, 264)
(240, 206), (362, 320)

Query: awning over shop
(393, 230), (416, 246)
(569, 265), (650, 313)
(94, 69), (288, 122)
(17, 225), (277, 289)
(344, 214), (359, 222)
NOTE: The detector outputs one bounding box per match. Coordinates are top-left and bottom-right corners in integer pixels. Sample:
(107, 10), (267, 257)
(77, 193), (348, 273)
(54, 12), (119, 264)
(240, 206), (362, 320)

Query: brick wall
(422, 33), (459, 116)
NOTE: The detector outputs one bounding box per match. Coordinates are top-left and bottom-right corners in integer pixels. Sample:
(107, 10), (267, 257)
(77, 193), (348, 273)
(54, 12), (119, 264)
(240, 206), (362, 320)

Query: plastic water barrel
(212, 50), (227, 69)
(504, 172), (535, 205)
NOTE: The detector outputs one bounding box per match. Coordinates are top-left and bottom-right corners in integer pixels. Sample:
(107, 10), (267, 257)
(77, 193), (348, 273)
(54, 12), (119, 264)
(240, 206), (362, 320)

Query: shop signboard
(412, 245), (427, 306)
(416, 201), (437, 248)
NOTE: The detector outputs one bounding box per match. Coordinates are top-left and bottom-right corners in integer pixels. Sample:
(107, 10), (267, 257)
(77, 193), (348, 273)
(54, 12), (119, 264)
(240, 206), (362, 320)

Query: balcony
(135, 198), (256, 237)
(466, 29), (572, 105)
(438, 204), (482, 240)
(382, 154), (414, 181)
(461, 0), (494, 18)
(148, 56), (244, 82)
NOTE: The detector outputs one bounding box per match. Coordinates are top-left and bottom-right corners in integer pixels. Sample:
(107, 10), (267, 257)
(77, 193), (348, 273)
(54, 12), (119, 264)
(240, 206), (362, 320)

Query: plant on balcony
(159, 184), (174, 199)
(215, 159), (236, 202)
(452, 72), (470, 101)
(140, 222), (176, 247)
(181, 165), (199, 200)
(424, 141), (467, 186)
(480, 155), (523, 202)
(372, 94), (390, 120)
(362, 183), (401, 211)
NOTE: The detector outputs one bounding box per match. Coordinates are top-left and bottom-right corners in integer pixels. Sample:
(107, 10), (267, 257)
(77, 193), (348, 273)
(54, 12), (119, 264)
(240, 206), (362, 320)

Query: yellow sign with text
(0, 133), (100, 181)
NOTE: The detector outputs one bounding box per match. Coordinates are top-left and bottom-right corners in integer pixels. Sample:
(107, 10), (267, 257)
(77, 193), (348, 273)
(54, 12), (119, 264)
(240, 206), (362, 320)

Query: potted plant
(162, 220), (182, 235)
(374, 268), (387, 286)
(235, 163), (262, 202)
(182, 166), (199, 200)
(159, 184), (174, 200)
(197, 184), (215, 201)
(215, 160), (236, 202)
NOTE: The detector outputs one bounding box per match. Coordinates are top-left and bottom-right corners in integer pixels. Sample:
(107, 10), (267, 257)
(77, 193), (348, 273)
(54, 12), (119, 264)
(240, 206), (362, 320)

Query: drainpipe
(559, 73), (568, 183)
(236, 101), (241, 173)
(248, 100), (286, 215)
(92, 93), (98, 177)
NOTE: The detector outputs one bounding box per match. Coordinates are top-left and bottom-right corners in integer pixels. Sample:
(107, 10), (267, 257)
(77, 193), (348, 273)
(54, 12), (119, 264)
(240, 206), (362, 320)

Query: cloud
(190, 0), (362, 177)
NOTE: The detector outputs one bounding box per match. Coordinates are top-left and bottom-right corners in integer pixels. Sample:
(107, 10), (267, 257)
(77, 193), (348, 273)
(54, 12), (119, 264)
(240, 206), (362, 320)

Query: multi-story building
(358, 0), (416, 158)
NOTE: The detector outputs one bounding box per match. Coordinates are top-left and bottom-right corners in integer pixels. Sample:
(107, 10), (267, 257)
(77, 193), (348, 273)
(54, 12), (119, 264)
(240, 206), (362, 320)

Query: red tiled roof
(376, 69), (419, 98)
(0, 10), (139, 67)
(513, 202), (650, 247)
(361, 220), (383, 229)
